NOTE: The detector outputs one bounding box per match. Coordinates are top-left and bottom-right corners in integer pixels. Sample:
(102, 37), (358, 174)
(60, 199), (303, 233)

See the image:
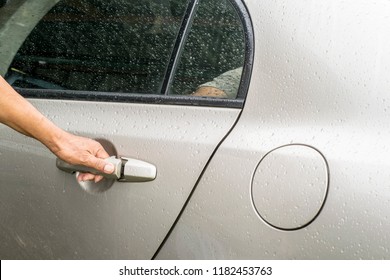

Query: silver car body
(158, 0), (390, 259)
(1, 0), (390, 259)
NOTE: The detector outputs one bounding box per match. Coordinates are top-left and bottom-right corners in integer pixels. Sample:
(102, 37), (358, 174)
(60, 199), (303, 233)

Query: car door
(156, 0), (390, 260)
(0, 0), (252, 259)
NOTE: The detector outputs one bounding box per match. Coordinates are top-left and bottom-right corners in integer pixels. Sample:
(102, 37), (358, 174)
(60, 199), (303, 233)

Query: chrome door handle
(56, 156), (157, 182)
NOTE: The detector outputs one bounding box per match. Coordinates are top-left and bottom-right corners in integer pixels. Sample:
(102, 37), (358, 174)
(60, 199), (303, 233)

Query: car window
(1, 0), (250, 103)
(2, 0), (187, 93)
(169, 0), (245, 99)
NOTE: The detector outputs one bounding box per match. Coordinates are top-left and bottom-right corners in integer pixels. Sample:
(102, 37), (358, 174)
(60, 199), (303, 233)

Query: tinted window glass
(4, 0), (187, 93)
(170, 0), (245, 99)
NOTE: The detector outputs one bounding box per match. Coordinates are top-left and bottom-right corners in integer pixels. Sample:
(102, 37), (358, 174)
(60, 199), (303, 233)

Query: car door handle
(56, 156), (157, 182)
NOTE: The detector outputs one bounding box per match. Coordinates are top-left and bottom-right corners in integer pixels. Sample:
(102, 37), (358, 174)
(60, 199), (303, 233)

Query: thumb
(88, 156), (115, 174)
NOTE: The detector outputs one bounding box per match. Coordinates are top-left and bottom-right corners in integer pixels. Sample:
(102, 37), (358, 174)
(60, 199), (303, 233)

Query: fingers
(77, 173), (95, 182)
(77, 172), (104, 182)
(86, 156), (115, 174)
(76, 148), (114, 183)
(77, 173), (104, 183)
(77, 153), (114, 183)
(95, 146), (110, 159)
(73, 140), (114, 175)
(54, 134), (115, 183)
(94, 175), (104, 183)
(84, 142), (114, 174)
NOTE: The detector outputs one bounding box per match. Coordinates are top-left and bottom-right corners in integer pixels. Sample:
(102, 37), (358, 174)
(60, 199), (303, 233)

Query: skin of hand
(51, 132), (114, 183)
(0, 75), (114, 182)
(192, 86), (228, 98)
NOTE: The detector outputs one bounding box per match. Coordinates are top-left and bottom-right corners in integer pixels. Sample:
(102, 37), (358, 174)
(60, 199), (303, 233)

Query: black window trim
(16, 0), (254, 109)
(160, 0), (199, 96)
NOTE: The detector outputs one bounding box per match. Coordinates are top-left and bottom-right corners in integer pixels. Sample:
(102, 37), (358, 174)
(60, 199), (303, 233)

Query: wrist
(34, 117), (68, 154)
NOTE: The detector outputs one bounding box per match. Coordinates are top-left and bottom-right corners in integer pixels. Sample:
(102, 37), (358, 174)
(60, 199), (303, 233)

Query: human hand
(51, 132), (115, 183)
(0, 75), (114, 183)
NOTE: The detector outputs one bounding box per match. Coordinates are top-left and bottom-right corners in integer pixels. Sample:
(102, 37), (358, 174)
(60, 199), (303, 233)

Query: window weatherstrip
(160, 0), (199, 96)
(230, 0), (254, 100)
(18, 88), (244, 108)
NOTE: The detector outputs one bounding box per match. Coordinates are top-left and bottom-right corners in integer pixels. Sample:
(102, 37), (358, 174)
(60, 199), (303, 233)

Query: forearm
(0, 76), (64, 152)
(1, 76), (114, 180)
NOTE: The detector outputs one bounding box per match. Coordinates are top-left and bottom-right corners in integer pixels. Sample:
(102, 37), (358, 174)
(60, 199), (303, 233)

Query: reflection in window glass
(170, 0), (245, 99)
(5, 0), (187, 93)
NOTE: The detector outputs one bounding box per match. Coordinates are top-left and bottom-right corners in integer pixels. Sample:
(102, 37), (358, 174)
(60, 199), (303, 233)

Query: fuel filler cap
(251, 144), (329, 230)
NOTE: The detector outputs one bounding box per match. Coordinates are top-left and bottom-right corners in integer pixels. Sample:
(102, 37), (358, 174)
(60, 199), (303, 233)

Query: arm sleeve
(198, 67), (243, 99)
